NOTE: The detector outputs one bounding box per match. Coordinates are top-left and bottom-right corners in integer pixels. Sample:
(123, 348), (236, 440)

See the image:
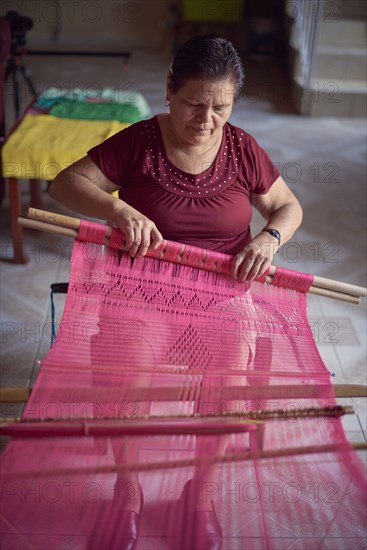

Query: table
(1, 93), (150, 263)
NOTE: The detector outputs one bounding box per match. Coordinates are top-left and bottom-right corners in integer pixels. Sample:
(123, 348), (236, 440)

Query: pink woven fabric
(0, 236), (366, 549)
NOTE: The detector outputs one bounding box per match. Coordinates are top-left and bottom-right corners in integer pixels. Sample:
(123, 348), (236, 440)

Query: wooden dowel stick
(28, 207), (81, 230)
(0, 388), (31, 402)
(26, 208), (367, 298)
(335, 384), (367, 397)
(25, 208), (366, 300)
(264, 275), (359, 303)
(306, 286), (360, 304)
(13, 442), (367, 479)
(19, 217), (77, 239)
(312, 274), (367, 298)
(18, 214), (366, 303)
(1, 384), (366, 404)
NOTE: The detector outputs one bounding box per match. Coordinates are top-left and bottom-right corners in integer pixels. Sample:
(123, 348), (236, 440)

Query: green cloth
(49, 99), (142, 123)
(35, 87), (152, 119)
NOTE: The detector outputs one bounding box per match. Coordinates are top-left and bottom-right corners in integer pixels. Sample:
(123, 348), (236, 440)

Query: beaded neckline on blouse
(141, 117), (241, 199)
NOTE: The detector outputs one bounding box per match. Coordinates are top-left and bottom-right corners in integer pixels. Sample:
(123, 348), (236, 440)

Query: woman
(49, 34), (302, 549)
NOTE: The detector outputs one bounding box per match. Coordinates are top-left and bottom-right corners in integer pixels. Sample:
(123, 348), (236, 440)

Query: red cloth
(88, 116), (280, 254)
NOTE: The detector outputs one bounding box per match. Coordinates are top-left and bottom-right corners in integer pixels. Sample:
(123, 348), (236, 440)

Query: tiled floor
(1, 50), (366, 448)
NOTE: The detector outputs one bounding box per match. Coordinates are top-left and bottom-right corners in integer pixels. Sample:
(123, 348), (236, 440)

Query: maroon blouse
(88, 116), (280, 254)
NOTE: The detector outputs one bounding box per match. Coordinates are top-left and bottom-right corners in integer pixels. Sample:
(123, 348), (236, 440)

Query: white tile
(315, 54), (345, 80)
(344, 52), (367, 80)
(357, 403), (367, 433)
(351, 93), (367, 117)
(341, 411), (363, 431)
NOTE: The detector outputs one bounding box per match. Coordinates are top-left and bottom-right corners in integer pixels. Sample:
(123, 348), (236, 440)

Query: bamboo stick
(19, 211), (367, 302)
(0, 384), (366, 404)
(12, 442), (367, 479)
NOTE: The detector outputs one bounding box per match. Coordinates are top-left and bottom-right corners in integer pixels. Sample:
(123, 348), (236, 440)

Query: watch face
(265, 229), (280, 244)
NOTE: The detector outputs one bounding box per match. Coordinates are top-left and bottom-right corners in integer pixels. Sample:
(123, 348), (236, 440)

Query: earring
(165, 100), (170, 107)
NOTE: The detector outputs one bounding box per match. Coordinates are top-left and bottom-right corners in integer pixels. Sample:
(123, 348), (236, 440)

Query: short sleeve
(245, 134), (280, 195)
(87, 126), (132, 187)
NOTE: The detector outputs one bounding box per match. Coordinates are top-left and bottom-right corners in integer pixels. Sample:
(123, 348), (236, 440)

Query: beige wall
(1, 0), (178, 51)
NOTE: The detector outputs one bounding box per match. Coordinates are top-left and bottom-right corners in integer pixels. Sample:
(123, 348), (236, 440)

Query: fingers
(246, 257), (270, 281)
(127, 226), (142, 257)
(149, 226), (164, 251)
(121, 220), (163, 258)
(231, 247), (271, 282)
(122, 224), (135, 254)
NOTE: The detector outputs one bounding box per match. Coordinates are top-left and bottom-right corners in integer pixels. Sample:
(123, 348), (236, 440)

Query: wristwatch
(263, 228), (281, 246)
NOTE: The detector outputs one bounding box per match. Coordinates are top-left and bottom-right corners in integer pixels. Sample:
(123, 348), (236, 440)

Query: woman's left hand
(231, 232), (278, 282)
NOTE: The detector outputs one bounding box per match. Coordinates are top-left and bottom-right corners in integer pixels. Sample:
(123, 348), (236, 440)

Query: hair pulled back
(170, 34), (245, 100)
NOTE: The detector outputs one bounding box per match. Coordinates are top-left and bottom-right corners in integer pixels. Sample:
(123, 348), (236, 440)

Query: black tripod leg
(6, 58), (21, 119)
(20, 63), (37, 97)
(11, 62), (21, 119)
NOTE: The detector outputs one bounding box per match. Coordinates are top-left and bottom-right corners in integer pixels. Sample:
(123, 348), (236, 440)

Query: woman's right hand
(113, 202), (164, 257)
(49, 156), (163, 257)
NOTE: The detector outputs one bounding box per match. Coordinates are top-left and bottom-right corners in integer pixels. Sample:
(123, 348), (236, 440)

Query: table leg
(29, 179), (43, 210)
(0, 176), (5, 208)
(8, 177), (28, 264)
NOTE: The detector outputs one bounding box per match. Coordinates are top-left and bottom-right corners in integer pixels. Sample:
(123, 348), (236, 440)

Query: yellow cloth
(2, 114), (130, 180)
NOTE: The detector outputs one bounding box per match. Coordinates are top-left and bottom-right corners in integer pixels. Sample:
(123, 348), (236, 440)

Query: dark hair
(170, 34), (245, 100)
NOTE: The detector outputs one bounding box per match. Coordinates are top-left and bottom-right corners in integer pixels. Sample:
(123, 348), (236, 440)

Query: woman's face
(166, 77), (236, 146)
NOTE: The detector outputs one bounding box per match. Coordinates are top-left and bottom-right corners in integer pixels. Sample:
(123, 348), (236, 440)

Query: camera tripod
(6, 51), (37, 118)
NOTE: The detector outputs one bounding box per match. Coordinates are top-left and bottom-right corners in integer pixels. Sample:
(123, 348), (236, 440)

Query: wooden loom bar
(302, 286), (359, 304)
(12, 442), (367, 480)
(0, 388), (31, 402)
(27, 208), (367, 297)
(0, 405), (354, 433)
(28, 208), (85, 231)
(311, 275), (366, 298)
(20, 210), (367, 302)
(19, 217), (77, 239)
(0, 384), (366, 404)
(19, 218), (360, 303)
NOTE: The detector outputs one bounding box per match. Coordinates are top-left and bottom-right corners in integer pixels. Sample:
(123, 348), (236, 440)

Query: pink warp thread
(108, 227), (125, 250)
(271, 267), (314, 292)
(162, 240), (183, 263)
(0, 240), (366, 549)
(77, 219), (107, 244)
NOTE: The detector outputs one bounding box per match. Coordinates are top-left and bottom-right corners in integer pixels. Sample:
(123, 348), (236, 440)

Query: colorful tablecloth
(2, 114), (130, 180)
